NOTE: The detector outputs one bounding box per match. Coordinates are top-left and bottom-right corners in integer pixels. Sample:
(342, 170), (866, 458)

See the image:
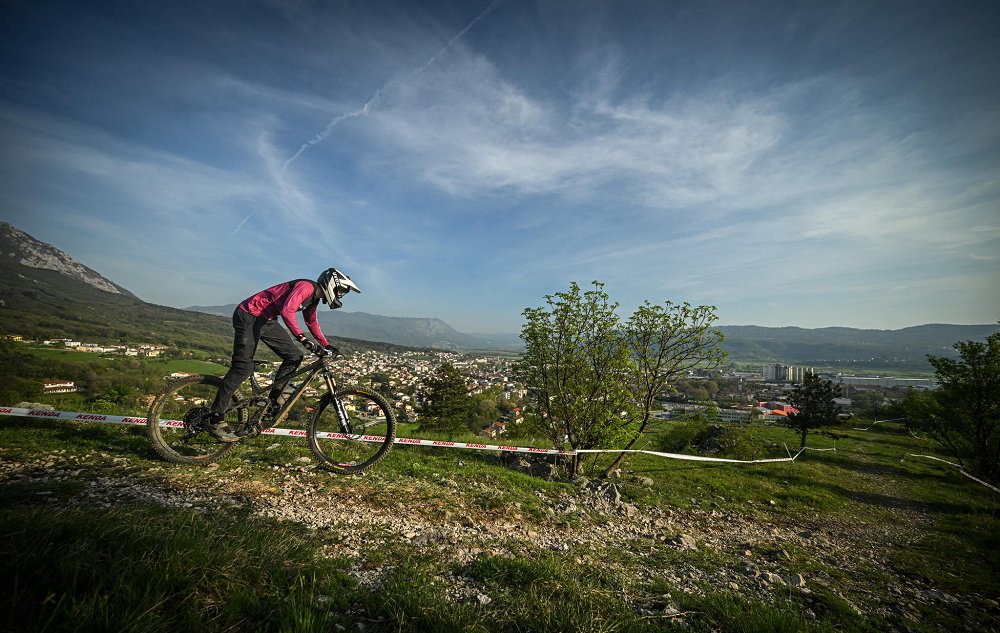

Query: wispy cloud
(4, 0), (997, 329)
(0, 104), (265, 224)
(282, 0), (505, 172)
(232, 213), (253, 234)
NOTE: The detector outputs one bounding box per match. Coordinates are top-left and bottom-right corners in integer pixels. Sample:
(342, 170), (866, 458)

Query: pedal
(236, 423), (262, 438)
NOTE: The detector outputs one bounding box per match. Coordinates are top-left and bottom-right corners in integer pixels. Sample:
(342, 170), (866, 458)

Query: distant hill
(187, 300), (997, 370)
(1, 222), (995, 368)
(186, 303), (522, 351)
(0, 223), (237, 352)
(717, 324), (998, 371)
(0, 223), (497, 355)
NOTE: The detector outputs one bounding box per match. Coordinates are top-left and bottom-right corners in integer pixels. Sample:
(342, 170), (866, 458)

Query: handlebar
(313, 350), (345, 366)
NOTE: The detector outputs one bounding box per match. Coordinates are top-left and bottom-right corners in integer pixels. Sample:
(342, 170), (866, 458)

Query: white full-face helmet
(317, 267), (361, 309)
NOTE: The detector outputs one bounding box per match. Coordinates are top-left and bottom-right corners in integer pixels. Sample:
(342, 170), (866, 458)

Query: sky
(2, 0), (998, 334)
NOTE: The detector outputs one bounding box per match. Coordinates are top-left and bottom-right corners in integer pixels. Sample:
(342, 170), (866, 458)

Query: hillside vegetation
(0, 265), (236, 352)
(1, 411), (997, 632)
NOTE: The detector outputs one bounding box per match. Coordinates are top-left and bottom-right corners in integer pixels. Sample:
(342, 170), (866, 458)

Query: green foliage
(0, 340), (179, 403)
(466, 391), (503, 432)
(626, 301), (727, 407)
(519, 282), (726, 475)
(87, 386), (140, 414)
(519, 282), (638, 466)
(658, 417), (711, 454)
(419, 362), (474, 438)
(600, 300), (726, 475)
(367, 371), (393, 397)
(657, 418), (766, 461)
(719, 424), (767, 461)
(787, 373), (841, 449)
(0, 376), (42, 404)
(903, 328), (1000, 482)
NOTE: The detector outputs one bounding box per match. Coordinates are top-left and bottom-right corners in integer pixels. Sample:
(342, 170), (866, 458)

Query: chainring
(182, 406), (212, 434)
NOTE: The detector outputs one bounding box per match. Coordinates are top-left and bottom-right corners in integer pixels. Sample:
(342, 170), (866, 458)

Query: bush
(659, 418), (766, 460)
(720, 424), (767, 461)
(658, 417), (710, 453)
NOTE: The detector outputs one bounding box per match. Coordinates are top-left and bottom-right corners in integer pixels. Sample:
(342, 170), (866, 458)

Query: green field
(19, 345), (227, 375)
(0, 410), (996, 632)
(19, 346), (121, 365)
(149, 358), (228, 375)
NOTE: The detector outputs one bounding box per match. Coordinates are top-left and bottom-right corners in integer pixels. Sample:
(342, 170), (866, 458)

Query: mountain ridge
(1, 222), (996, 367)
(1, 222), (135, 297)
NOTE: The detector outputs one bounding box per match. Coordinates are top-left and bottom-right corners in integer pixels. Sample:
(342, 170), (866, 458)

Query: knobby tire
(308, 387), (396, 474)
(147, 374), (242, 466)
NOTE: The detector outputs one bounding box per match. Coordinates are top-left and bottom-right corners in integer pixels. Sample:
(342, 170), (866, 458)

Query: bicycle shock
(234, 396), (273, 438)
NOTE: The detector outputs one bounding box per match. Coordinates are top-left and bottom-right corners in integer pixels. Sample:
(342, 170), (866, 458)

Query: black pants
(211, 308), (303, 414)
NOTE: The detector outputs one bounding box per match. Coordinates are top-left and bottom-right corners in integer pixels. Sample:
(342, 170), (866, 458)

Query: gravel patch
(1, 450), (995, 630)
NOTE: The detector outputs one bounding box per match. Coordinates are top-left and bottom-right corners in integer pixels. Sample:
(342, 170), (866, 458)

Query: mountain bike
(146, 351), (396, 474)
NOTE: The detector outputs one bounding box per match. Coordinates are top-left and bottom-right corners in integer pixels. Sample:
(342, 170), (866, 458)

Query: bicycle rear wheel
(147, 374), (245, 465)
(308, 387), (396, 474)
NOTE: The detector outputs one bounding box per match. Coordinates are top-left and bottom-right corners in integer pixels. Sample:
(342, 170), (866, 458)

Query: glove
(297, 335), (319, 353)
(324, 345), (340, 357)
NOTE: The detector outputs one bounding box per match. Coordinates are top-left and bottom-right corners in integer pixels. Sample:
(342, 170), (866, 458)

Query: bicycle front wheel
(308, 388), (396, 474)
(147, 374), (245, 465)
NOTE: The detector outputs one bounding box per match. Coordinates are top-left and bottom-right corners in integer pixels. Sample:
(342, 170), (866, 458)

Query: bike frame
(239, 353), (340, 430)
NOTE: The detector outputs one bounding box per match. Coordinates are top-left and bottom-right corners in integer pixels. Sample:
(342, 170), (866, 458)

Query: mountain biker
(206, 268), (362, 442)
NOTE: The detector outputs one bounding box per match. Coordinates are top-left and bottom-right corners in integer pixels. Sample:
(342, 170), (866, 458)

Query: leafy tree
(902, 329), (1000, 483)
(418, 362), (472, 438)
(519, 282), (637, 474)
(466, 392), (502, 433)
(0, 342), (37, 402)
(367, 372), (392, 398)
(657, 416), (710, 454)
(0, 376), (42, 404)
(787, 372), (840, 449)
(851, 390), (890, 419)
(88, 385), (137, 414)
(602, 301), (726, 476)
(720, 424), (767, 461)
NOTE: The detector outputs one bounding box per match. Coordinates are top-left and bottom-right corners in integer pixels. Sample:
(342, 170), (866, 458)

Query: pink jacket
(238, 280), (330, 347)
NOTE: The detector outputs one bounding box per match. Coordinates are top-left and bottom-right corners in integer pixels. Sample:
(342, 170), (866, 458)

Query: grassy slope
(0, 411), (997, 632)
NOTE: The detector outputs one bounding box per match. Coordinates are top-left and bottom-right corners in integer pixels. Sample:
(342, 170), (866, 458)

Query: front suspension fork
(333, 396), (352, 433)
(323, 370), (351, 433)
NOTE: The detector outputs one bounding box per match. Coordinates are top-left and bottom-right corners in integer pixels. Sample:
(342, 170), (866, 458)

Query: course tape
(906, 453), (1000, 493)
(9, 407), (992, 490)
(853, 417), (907, 431)
(576, 446), (819, 464)
(0, 406), (573, 456)
(0, 406), (831, 464)
(851, 419), (998, 493)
